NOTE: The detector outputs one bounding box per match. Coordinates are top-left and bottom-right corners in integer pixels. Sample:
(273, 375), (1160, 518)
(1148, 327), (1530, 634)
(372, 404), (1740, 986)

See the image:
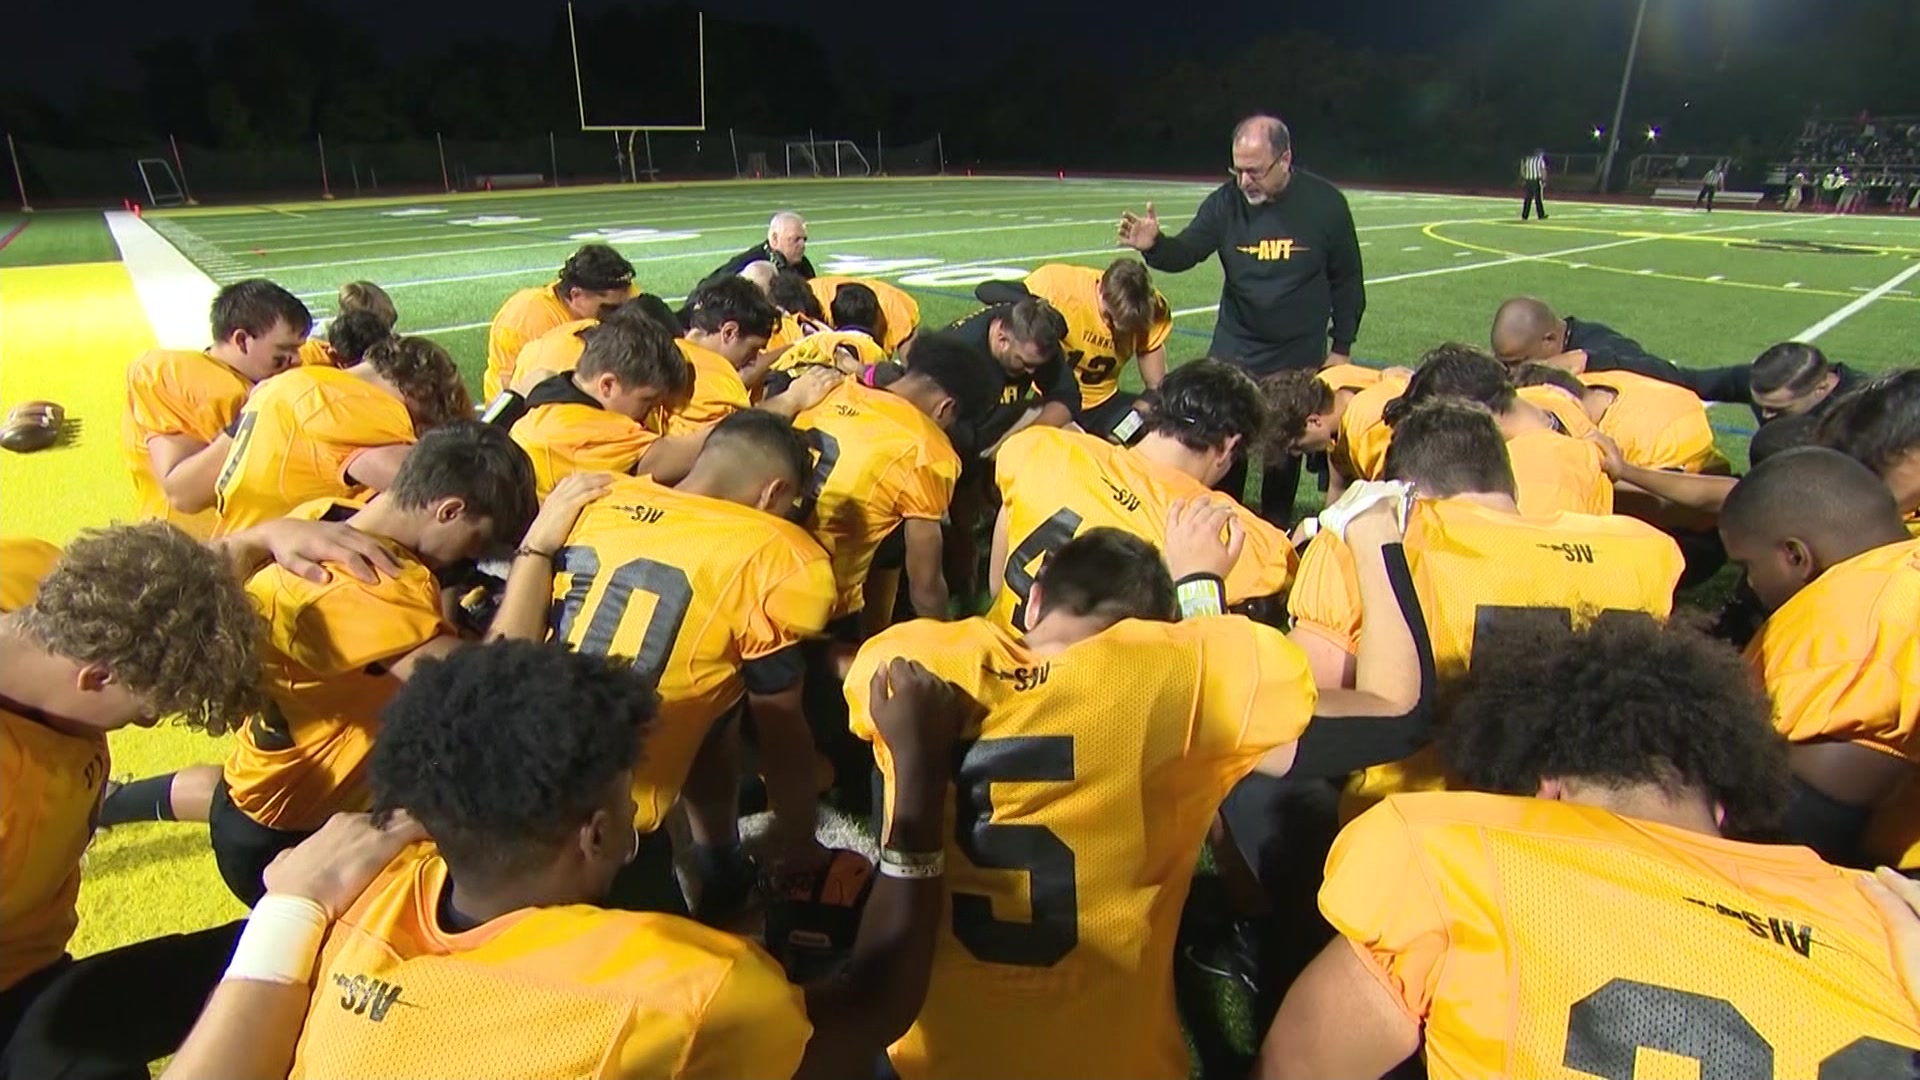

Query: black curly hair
(557, 244), (636, 294)
(829, 281), (884, 339)
(770, 271), (825, 321)
(1811, 369), (1920, 481)
(1144, 358), (1267, 458)
(604, 293), (685, 337)
(325, 309), (395, 366)
(1382, 343), (1515, 426)
(1510, 362), (1588, 399)
(898, 332), (1002, 424)
(686, 276), (778, 340)
(371, 641), (657, 884)
(1442, 612), (1790, 839)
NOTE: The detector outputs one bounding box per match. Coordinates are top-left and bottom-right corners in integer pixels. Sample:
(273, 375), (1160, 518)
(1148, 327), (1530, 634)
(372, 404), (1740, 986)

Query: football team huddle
(2, 195), (1918, 1080)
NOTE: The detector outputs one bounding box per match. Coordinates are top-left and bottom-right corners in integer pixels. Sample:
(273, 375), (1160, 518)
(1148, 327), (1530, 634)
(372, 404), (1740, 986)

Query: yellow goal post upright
(567, 3), (707, 183)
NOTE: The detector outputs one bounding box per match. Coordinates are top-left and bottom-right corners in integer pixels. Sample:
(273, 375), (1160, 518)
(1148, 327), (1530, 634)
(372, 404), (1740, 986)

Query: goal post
(567, 3), (706, 133)
(134, 159), (187, 207)
(785, 140), (871, 178)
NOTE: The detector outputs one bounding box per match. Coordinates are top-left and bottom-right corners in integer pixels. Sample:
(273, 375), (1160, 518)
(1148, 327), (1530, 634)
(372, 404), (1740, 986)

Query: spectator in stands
(704, 212), (815, 283)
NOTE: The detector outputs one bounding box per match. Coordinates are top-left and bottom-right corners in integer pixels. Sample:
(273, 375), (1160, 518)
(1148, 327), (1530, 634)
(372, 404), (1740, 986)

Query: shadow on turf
(84, 826), (213, 881)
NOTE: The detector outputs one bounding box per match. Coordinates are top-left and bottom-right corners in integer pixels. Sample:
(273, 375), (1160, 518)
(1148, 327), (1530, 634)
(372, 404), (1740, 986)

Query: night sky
(11, 0), (1653, 100)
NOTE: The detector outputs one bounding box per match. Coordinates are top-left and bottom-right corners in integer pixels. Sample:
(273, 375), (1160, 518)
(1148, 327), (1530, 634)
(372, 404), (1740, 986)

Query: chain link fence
(6, 130), (948, 208)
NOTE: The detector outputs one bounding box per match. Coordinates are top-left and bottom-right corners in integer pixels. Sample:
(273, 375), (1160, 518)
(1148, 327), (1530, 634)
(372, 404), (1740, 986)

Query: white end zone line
(1172, 217), (1809, 320)
(105, 211), (220, 350)
(1794, 262), (1920, 341)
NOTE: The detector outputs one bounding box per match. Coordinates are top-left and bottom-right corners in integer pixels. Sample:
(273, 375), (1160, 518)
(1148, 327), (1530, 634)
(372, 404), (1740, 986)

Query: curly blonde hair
(364, 335), (473, 433)
(18, 522), (262, 734)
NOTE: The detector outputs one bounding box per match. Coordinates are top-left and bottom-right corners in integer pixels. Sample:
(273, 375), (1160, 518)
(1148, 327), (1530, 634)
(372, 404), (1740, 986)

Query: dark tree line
(2, 0), (1914, 184)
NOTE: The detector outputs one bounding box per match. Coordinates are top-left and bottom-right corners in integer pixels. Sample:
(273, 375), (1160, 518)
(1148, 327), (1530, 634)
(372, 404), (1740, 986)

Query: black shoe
(1182, 918), (1266, 996)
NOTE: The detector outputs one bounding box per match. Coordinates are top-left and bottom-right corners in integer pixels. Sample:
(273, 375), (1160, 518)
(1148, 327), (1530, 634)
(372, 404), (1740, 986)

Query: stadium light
(1591, 126), (1605, 141)
(1597, 0), (1652, 193)
(1646, 125), (1661, 141)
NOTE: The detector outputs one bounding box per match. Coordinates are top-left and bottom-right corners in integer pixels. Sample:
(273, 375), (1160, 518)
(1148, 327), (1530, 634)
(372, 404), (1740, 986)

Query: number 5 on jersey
(951, 736), (1078, 968)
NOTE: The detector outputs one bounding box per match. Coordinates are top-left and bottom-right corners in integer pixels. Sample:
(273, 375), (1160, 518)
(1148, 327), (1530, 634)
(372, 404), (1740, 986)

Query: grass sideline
(6, 177), (1918, 1077)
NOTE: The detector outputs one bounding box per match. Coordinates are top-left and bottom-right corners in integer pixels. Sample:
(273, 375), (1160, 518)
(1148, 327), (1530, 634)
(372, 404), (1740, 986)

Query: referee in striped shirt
(1520, 149), (1548, 220)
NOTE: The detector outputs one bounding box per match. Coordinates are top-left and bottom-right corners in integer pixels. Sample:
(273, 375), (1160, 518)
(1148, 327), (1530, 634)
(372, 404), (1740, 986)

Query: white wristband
(224, 894), (330, 985)
(878, 859), (945, 880)
(878, 848), (945, 879)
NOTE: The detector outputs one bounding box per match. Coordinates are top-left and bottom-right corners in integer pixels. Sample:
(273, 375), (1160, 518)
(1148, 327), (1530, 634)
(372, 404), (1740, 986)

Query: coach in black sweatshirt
(1119, 115), (1366, 376)
(1118, 115), (1364, 527)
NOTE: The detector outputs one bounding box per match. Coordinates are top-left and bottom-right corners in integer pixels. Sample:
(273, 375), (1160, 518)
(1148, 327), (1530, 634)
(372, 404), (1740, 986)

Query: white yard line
(1793, 262), (1920, 341)
(173, 180), (1220, 238)
(292, 221), (1120, 297)
(105, 211), (220, 350)
(1170, 217), (1807, 320)
(399, 243), (1135, 335)
(182, 186), (1176, 247)
(229, 199), (1150, 258)
(259, 214), (1120, 276)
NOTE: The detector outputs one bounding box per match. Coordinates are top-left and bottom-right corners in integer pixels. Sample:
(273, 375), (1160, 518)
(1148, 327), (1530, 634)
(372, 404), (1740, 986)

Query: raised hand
(1117, 202), (1161, 251)
(1164, 496), (1245, 582)
(262, 811), (426, 919)
(522, 472), (615, 555)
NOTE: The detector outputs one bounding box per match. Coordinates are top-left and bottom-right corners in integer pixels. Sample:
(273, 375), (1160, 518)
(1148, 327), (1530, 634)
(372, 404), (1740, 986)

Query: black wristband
(1174, 572), (1226, 620)
(480, 390), (527, 429)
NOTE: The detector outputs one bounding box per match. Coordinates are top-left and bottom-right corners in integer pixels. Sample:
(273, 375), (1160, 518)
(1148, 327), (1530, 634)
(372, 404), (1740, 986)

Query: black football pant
(208, 778), (311, 907)
(1215, 451), (1306, 531)
(1696, 186), (1715, 210)
(1076, 392), (1148, 445)
(0, 921), (241, 1080)
(1522, 178), (1547, 219)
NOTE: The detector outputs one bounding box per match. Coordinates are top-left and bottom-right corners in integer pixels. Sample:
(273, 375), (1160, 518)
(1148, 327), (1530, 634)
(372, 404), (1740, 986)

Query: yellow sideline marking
(1421, 222), (1920, 303)
(2, 256), (245, 965)
(0, 260), (145, 540)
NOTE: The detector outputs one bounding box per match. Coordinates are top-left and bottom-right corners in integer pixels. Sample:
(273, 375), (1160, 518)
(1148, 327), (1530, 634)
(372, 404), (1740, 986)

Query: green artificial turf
(148, 177), (1920, 483)
(0, 210), (122, 266)
(74, 179), (1920, 1077)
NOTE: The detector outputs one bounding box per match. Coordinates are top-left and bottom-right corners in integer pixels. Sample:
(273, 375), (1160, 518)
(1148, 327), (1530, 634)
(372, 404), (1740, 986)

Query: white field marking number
(568, 228), (702, 244)
(380, 208), (447, 217)
(897, 265), (1029, 288)
(447, 215), (540, 227)
(818, 254), (943, 275)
